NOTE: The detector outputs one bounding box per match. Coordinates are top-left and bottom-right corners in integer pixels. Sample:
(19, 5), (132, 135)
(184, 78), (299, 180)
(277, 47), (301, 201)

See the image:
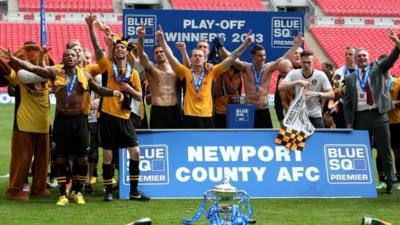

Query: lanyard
(356, 67), (370, 91)
(251, 63), (265, 92)
(112, 61), (132, 83)
(344, 66), (355, 77)
(386, 75), (393, 92)
(191, 67), (205, 93)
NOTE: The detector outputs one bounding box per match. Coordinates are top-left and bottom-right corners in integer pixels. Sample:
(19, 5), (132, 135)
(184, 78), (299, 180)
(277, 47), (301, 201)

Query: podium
(226, 104), (255, 128)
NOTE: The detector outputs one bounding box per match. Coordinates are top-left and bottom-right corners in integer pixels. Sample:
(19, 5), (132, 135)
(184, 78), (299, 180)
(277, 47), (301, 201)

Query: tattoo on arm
(89, 79), (114, 96)
(89, 24), (104, 60)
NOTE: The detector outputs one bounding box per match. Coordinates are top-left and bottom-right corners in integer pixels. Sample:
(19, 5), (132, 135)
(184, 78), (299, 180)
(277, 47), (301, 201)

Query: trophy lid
(212, 178), (238, 194)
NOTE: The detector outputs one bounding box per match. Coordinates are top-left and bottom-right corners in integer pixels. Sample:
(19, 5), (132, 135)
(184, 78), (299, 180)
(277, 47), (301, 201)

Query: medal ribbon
(66, 72), (77, 104)
(112, 61), (132, 83)
(181, 194), (207, 224)
(191, 67), (205, 93)
(251, 63), (265, 92)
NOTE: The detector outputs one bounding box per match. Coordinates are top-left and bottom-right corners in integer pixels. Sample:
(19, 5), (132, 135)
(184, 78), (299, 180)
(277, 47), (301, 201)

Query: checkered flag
(275, 126), (310, 151)
(275, 87), (314, 151)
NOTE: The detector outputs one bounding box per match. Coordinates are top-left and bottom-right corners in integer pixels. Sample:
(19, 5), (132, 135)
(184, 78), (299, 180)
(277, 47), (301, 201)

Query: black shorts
(183, 115), (215, 128)
(130, 112), (142, 129)
(214, 113), (227, 128)
(87, 122), (99, 163)
(254, 109), (273, 128)
(99, 112), (138, 150)
(390, 123), (400, 149)
(53, 113), (89, 158)
(309, 117), (325, 128)
(150, 105), (181, 129)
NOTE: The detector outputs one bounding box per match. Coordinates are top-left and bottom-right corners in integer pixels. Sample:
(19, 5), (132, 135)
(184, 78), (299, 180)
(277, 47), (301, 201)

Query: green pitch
(0, 104), (399, 225)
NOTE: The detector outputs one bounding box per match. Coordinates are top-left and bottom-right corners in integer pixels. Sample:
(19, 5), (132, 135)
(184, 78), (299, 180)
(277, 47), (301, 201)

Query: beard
(64, 63), (75, 69)
(114, 53), (127, 60)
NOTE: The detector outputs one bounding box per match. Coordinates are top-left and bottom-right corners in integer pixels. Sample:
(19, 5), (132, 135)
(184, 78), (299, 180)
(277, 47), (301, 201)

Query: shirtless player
(136, 26), (180, 128)
(221, 34), (304, 128)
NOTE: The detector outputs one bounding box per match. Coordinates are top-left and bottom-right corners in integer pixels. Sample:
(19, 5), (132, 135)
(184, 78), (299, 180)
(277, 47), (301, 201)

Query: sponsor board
(324, 144), (372, 184)
(123, 10), (304, 63)
(271, 17), (302, 48)
(121, 144), (169, 186)
(119, 130), (376, 199)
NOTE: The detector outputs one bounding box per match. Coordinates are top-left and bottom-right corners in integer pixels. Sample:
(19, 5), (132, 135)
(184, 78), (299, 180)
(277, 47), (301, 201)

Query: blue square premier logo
(123, 144), (169, 185)
(324, 144), (372, 184)
(124, 14), (157, 46)
(235, 108), (249, 122)
(271, 17), (302, 48)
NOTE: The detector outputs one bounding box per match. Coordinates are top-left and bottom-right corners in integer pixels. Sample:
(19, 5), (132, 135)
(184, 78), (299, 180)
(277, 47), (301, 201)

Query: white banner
(283, 87), (315, 135)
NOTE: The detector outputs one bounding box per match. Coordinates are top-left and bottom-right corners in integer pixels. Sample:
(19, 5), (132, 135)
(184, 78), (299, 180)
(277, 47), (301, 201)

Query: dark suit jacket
(343, 46), (399, 126)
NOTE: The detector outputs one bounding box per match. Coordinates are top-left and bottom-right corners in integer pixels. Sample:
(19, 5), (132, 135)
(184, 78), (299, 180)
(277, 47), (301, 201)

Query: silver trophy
(182, 178), (255, 225)
(210, 178), (241, 224)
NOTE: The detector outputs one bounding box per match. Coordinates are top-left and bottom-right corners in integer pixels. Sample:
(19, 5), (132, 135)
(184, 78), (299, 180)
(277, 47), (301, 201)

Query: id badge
(90, 109), (97, 117)
(358, 92), (367, 106)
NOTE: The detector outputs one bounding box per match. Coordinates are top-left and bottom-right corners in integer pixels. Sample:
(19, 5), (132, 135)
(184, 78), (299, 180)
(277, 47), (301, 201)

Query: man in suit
(343, 29), (400, 194)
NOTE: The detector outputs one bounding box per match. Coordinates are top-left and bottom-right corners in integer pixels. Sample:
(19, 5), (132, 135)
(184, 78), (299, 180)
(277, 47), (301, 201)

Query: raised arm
(105, 34), (114, 61)
(219, 45), (248, 72)
(39, 46), (51, 67)
(92, 17), (115, 61)
(86, 13), (104, 60)
(380, 29), (400, 73)
(282, 33), (304, 60)
(176, 42), (191, 68)
(0, 48), (55, 79)
(264, 33), (304, 72)
(218, 30), (253, 72)
(136, 26), (152, 69)
(94, 17), (113, 36)
(156, 25), (181, 70)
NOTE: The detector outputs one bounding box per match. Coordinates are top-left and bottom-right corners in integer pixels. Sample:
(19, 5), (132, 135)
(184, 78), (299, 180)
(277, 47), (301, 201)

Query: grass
(0, 104), (400, 225)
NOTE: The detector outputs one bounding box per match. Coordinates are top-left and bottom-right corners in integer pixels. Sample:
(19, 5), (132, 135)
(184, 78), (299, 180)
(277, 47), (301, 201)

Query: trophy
(182, 178), (255, 225)
(229, 95), (247, 104)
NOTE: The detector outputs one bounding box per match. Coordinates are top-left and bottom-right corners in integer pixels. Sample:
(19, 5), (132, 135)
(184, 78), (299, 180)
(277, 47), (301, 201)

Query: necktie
(361, 69), (374, 105)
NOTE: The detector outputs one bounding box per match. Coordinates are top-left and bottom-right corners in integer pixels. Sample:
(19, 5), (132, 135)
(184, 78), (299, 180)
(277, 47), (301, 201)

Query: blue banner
(119, 130), (376, 199)
(122, 10), (304, 62)
(40, 0), (47, 46)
